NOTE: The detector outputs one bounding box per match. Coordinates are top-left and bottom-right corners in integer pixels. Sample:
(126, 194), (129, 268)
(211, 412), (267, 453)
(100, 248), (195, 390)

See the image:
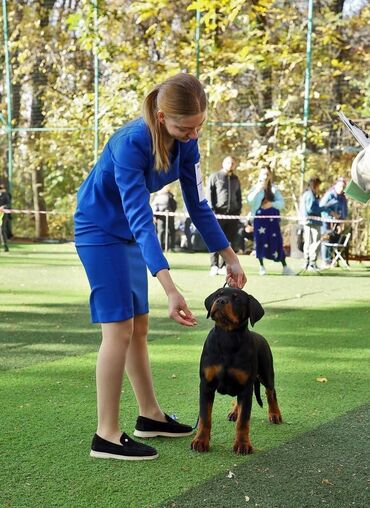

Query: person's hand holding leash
(226, 263), (246, 288)
(219, 245), (247, 288)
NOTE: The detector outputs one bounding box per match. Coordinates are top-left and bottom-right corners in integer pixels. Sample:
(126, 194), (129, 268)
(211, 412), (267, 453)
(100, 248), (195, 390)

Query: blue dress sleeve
(110, 133), (169, 276)
(179, 142), (229, 252)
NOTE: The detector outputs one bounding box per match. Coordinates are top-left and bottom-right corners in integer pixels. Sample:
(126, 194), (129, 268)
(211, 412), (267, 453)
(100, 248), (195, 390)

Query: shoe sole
(133, 429), (194, 438)
(90, 450), (158, 461)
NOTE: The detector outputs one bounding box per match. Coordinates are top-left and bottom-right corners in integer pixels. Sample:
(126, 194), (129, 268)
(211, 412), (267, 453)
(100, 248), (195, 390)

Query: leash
(170, 413), (200, 430)
(192, 414), (200, 430)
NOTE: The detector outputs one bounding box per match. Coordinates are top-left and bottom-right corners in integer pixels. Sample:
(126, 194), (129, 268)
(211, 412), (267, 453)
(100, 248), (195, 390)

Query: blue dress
(75, 117), (229, 276)
(253, 207), (285, 262)
(247, 184), (286, 262)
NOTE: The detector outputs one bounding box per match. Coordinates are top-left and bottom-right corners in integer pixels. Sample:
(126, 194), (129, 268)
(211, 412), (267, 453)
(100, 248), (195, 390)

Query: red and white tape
(1, 207), (362, 224)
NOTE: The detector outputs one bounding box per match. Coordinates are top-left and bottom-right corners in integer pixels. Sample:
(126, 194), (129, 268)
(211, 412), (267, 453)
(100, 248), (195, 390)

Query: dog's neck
(214, 320), (249, 333)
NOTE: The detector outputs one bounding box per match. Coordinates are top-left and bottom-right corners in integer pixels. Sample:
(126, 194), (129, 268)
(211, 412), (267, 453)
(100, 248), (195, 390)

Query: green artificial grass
(0, 244), (369, 508)
(165, 403), (370, 508)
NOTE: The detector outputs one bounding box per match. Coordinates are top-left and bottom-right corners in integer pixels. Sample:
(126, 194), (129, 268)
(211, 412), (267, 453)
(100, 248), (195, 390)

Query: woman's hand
(156, 269), (197, 327)
(219, 246), (247, 289)
(225, 262), (247, 288)
(167, 290), (197, 327)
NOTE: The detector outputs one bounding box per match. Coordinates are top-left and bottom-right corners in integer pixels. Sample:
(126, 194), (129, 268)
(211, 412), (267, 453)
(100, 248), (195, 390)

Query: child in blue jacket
(74, 73), (246, 461)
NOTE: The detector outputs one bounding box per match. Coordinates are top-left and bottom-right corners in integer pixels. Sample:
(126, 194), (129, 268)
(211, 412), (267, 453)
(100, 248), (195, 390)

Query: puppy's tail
(254, 380), (263, 408)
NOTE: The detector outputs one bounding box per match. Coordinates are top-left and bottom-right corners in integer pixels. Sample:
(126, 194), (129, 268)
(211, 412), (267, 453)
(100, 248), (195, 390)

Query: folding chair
(322, 232), (351, 269)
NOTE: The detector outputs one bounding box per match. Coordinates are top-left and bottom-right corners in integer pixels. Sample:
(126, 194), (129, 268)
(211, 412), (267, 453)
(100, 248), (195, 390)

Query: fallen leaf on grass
(316, 376), (328, 383)
(321, 479), (334, 486)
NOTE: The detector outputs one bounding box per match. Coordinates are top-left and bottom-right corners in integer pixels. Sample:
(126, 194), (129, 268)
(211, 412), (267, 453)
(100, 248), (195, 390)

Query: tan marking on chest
(228, 368), (250, 385)
(203, 364), (223, 382)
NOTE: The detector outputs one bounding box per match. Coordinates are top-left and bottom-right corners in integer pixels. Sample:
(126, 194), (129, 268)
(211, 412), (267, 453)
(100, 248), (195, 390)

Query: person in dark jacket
(206, 156), (242, 275)
(152, 185), (177, 251)
(0, 183), (11, 252)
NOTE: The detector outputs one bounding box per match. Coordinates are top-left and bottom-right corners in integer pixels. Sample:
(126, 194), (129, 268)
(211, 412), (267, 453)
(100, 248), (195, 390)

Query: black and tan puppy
(191, 287), (282, 455)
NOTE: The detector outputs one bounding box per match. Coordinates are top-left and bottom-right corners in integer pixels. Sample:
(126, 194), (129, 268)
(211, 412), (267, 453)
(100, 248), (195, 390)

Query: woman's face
(158, 112), (206, 142)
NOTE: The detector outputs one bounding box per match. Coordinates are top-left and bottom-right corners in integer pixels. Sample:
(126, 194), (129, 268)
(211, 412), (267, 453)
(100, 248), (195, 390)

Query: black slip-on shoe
(90, 432), (158, 461)
(134, 414), (194, 438)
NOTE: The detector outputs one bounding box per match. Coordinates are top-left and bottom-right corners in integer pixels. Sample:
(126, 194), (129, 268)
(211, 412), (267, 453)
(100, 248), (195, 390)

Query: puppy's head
(204, 287), (264, 331)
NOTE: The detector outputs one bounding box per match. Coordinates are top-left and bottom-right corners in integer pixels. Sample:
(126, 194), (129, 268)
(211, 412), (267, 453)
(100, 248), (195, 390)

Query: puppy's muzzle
(209, 298), (240, 329)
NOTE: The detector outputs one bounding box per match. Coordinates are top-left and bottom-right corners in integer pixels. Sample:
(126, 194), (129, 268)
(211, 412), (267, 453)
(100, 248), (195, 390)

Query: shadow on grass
(1, 300), (369, 371)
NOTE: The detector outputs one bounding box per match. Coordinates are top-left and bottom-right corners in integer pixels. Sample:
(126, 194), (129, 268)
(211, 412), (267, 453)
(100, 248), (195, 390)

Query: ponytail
(142, 86), (170, 171)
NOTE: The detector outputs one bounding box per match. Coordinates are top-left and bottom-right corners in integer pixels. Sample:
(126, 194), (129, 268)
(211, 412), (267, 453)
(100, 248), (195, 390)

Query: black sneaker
(134, 414), (194, 438)
(90, 432), (158, 461)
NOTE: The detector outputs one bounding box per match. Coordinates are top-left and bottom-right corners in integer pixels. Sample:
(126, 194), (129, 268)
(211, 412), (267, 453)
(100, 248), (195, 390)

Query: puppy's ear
(248, 295), (264, 327)
(204, 290), (219, 319)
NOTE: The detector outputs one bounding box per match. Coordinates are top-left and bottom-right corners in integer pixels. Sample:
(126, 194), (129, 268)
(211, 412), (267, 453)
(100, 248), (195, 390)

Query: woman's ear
(157, 111), (165, 124)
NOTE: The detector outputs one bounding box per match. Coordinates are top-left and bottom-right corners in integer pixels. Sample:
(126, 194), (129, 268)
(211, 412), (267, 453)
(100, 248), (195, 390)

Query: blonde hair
(142, 73), (207, 171)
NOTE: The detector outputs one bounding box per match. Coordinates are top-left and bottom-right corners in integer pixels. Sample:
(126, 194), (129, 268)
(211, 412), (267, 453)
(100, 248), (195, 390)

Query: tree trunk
(254, 6), (273, 140)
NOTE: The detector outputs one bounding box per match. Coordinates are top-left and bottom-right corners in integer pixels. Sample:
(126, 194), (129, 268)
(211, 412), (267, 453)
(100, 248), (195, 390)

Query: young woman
(74, 73), (247, 461)
(247, 167), (295, 276)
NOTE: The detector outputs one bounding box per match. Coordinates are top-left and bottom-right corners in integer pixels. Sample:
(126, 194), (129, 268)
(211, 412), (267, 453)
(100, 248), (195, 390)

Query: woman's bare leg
(96, 320), (133, 444)
(125, 313), (166, 422)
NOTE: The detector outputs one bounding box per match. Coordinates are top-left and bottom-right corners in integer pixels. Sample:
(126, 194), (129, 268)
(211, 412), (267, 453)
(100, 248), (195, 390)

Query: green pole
(195, 9), (201, 79)
(300, 0), (314, 193)
(93, 0), (99, 162)
(2, 0), (13, 194)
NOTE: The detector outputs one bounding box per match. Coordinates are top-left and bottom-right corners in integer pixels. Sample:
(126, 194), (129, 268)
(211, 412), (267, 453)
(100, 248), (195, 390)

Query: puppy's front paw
(233, 440), (253, 455)
(191, 437), (210, 452)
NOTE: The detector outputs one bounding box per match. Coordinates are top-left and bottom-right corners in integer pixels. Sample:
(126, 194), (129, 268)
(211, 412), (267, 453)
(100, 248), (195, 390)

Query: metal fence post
(300, 0), (314, 193)
(2, 0), (13, 194)
(93, 0), (99, 162)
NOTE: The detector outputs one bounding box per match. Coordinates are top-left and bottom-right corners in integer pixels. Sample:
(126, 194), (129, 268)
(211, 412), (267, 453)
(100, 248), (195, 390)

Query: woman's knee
(101, 320), (134, 347)
(133, 314), (149, 340)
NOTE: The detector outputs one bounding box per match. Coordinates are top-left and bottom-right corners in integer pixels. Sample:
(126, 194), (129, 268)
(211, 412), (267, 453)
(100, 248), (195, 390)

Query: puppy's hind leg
(227, 400), (239, 421)
(265, 387), (282, 424)
(256, 338), (282, 424)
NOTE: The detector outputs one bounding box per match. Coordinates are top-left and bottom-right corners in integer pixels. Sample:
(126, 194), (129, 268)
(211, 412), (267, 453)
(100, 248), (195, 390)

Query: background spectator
(234, 219), (254, 254)
(152, 185), (177, 251)
(247, 167), (295, 276)
(299, 176), (331, 271)
(320, 177), (349, 268)
(0, 182), (11, 253)
(206, 155), (242, 276)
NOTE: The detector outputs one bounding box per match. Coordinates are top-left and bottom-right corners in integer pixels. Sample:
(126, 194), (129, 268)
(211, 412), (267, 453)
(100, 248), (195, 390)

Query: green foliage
(0, 0), (369, 238)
